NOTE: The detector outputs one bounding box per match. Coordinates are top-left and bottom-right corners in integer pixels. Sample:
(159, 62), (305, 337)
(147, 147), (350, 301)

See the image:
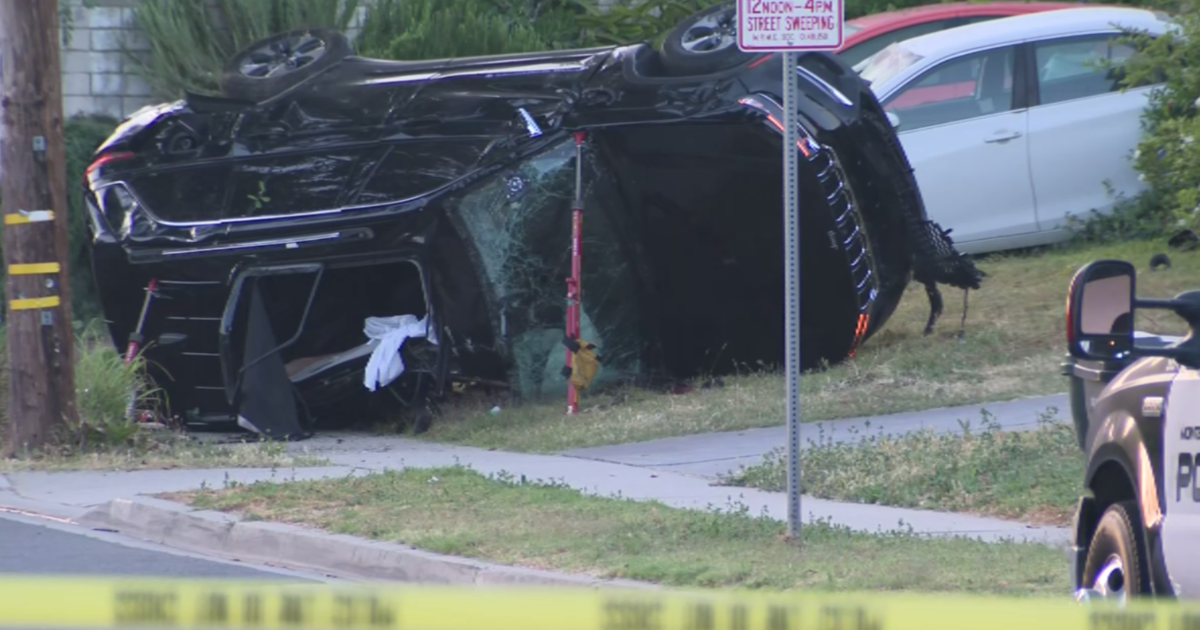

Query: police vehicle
(1064, 259), (1200, 600)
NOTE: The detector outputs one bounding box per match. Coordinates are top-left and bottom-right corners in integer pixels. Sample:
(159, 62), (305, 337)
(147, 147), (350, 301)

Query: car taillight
(85, 151), (134, 178)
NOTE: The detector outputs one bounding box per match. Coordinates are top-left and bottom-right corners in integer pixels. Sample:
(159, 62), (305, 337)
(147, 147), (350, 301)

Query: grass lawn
(173, 465), (1069, 595)
(416, 239), (1197, 452)
(724, 409), (1085, 526)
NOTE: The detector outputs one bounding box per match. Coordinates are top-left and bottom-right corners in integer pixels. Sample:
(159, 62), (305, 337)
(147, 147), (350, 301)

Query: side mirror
(1067, 260), (1135, 361)
(886, 111), (901, 128)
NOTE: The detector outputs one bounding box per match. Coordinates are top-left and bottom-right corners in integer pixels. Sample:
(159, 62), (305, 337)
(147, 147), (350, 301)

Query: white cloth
(362, 314), (437, 392)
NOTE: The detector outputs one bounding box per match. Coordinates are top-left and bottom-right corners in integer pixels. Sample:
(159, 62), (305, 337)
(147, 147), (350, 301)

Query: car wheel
(219, 28), (353, 103)
(1080, 501), (1150, 601)
(660, 2), (754, 76)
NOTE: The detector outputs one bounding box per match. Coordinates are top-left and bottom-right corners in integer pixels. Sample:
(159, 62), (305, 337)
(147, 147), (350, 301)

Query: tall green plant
(131, 0), (360, 98)
(0, 322), (158, 456)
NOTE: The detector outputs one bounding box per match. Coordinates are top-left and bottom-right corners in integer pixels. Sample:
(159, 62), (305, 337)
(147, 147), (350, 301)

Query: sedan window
(1034, 34), (1140, 106)
(857, 42), (924, 86)
(882, 46), (1015, 132)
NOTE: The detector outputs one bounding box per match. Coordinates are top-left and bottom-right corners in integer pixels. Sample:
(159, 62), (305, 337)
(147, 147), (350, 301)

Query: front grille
(799, 130), (879, 315)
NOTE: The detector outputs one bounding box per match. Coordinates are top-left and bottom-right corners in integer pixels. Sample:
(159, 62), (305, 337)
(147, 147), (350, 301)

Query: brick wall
(59, 0), (157, 121)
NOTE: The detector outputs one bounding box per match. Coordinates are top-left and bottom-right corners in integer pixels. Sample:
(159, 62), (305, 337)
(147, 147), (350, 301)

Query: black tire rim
(679, 8), (738, 55)
(239, 33), (328, 79)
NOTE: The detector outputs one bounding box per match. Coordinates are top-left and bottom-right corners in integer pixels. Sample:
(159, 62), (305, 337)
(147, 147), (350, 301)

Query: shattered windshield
(856, 42), (924, 89)
(448, 137), (643, 398)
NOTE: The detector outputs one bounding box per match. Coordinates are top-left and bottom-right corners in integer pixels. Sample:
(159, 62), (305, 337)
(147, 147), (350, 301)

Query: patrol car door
(1162, 367), (1200, 595)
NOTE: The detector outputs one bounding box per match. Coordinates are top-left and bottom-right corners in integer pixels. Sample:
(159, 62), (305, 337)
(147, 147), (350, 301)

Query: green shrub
(1115, 0), (1200, 233)
(569, 0), (710, 47)
(358, 0), (552, 59)
(0, 113), (117, 323)
(354, 0), (711, 60)
(1065, 186), (1176, 244)
(130, 0), (361, 98)
(64, 114), (120, 321)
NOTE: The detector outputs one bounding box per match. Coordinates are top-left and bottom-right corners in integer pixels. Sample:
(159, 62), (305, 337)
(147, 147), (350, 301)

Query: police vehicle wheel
(1081, 501), (1150, 599)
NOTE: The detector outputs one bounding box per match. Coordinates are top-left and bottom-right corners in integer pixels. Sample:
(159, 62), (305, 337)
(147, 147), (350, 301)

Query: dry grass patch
(0, 433), (328, 472)
(418, 239), (1200, 452)
(724, 409), (1084, 526)
(172, 465), (1069, 595)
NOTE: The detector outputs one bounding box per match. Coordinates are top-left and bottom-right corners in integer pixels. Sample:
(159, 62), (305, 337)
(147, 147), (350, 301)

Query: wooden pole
(0, 0), (80, 457)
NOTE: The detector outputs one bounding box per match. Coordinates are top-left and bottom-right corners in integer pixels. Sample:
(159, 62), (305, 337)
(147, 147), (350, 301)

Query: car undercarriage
(82, 6), (982, 439)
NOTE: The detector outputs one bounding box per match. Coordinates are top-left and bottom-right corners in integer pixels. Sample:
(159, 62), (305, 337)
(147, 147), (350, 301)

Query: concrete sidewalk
(1, 447), (1068, 546)
(561, 393), (1068, 478)
(0, 392), (1073, 548)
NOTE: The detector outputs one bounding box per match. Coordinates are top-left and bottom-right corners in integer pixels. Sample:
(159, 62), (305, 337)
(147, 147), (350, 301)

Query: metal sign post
(736, 0), (844, 541)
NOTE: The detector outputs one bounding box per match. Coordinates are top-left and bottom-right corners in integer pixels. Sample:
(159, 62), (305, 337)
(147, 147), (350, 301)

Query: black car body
(82, 6), (981, 438)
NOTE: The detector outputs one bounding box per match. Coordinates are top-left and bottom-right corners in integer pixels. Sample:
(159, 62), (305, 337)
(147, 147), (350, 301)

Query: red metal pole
(125, 278), (158, 363)
(124, 277), (157, 422)
(565, 132), (586, 415)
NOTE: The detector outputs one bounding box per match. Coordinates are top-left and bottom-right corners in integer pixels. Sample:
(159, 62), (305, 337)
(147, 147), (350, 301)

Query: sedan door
(1026, 33), (1155, 235)
(882, 44), (1038, 249)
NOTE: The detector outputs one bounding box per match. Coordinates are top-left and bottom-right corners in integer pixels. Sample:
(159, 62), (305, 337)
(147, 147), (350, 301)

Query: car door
(883, 44), (1037, 246)
(1161, 368), (1200, 596)
(1026, 33), (1155, 234)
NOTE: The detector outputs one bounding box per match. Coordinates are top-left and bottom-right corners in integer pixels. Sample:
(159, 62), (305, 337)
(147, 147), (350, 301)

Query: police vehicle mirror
(1067, 260), (1135, 361)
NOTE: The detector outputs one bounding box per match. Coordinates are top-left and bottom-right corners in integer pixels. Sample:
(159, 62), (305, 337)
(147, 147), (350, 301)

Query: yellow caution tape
(8, 262), (61, 275)
(9, 296), (60, 310)
(4, 210), (55, 224)
(0, 578), (1193, 630)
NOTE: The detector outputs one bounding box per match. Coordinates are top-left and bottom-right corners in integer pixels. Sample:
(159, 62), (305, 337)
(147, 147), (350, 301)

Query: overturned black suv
(83, 3), (982, 438)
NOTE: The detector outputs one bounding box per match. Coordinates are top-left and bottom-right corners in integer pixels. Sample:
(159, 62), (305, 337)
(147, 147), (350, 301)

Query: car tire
(660, 2), (754, 76)
(219, 28), (353, 103)
(1081, 501), (1150, 599)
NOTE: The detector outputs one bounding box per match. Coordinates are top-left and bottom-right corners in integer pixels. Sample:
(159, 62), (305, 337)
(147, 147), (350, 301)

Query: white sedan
(856, 7), (1172, 255)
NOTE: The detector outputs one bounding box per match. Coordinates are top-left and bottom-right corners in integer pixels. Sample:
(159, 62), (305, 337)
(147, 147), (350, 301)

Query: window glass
(839, 20), (958, 68)
(857, 42), (924, 87)
(882, 46), (1014, 132)
(1035, 34), (1139, 105)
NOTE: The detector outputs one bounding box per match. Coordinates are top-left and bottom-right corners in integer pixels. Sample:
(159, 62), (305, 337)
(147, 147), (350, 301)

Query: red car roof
(842, 1), (1095, 48)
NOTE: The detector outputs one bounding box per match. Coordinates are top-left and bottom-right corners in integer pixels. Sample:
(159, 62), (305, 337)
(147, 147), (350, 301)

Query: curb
(79, 497), (657, 589)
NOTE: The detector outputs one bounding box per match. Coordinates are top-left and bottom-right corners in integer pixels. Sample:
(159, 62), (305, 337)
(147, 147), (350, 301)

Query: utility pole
(0, 0), (80, 457)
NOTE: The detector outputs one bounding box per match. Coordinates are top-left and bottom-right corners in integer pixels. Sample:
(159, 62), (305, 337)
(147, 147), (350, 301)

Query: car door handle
(984, 130), (1022, 143)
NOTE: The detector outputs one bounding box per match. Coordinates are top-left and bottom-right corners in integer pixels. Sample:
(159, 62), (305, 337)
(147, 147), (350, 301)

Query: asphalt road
(0, 511), (319, 580)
